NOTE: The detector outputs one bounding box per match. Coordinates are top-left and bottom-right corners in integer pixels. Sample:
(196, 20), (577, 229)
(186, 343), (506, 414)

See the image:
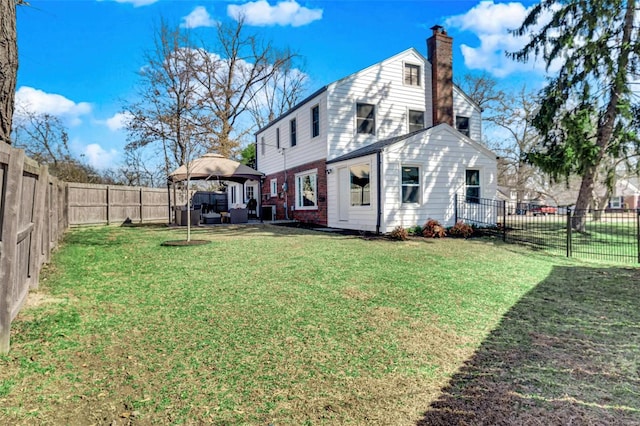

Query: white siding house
(255, 25), (497, 232)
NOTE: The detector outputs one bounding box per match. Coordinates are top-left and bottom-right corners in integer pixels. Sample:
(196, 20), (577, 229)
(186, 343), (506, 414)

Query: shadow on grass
(418, 265), (640, 425)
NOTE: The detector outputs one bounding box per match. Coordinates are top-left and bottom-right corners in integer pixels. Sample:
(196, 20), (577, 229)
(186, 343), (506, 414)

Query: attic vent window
(404, 63), (421, 86)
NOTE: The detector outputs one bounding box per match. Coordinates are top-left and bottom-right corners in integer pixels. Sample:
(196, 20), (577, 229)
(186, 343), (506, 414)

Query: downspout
(376, 150), (382, 235)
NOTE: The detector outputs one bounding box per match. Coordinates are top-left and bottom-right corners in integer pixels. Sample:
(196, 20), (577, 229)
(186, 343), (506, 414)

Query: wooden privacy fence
(67, 183), (172, 226)
(0, 143), (67, 353)
(0, 144), (179, 353)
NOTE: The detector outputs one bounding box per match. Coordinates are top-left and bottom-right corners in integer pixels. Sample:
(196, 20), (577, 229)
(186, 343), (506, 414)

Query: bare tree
(12, 107), (102, 182)
(455, 72), (505, 113)
(246, 57), (308, 129)
(124, 21), (213, 175)
(0, 0), (24, 144)
(191, 17), (299, 157)
(485, 86), (548, 204)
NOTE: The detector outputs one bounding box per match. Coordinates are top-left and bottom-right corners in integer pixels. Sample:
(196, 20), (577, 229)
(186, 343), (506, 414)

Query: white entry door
(338, 167), (350, 221)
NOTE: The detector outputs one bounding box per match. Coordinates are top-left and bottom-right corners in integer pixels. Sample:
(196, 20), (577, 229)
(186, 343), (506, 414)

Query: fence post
(139, 187), (144, 224)
(0, 148), (25, 354)
(566, 207), (572, 258)
(637, 210), (640, 264)
(105, 185), (110, 225)
(454, 194), (458, 224)
(502, 200), (507, 242)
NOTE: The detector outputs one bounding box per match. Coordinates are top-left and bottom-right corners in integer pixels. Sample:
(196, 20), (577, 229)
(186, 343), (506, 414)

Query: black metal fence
(455, 195), (640, 264)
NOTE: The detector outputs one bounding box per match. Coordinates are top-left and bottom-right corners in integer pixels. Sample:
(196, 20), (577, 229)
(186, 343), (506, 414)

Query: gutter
(376, 150), (382, 235)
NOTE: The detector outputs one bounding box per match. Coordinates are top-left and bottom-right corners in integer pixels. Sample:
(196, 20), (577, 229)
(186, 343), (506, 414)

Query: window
(466, 170), (480, 203)
(246, 186), (255, 201)
(456, 116), (470, 137)
(296, 171), (317, 209)
(290, 118), (297, 146)
(261, 136), (265, 155)
(356, 103), (375, 135)
(270, 179), (278, 197)
(610, 196), (623, 209)
(404, 63), (421, 86)
(276, 127), (280, 149)
(230, 185), (237, 204)
(401, 166), (420, 204)
(311, 105), (320, 138)
(350, 164), (370, 206)
(408, 110), (425, 133)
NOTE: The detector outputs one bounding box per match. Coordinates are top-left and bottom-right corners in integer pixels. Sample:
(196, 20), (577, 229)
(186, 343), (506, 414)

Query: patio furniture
(229, 208), (248, 224)
(201, 212), (221, 224)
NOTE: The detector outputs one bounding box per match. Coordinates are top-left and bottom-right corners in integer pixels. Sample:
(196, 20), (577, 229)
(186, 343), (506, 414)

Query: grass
(0, 224), (638, 425)
(503, 214), (639, 263)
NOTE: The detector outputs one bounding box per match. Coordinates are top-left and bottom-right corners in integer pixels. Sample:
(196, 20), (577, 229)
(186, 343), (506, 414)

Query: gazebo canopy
(168, 153), (263, 183)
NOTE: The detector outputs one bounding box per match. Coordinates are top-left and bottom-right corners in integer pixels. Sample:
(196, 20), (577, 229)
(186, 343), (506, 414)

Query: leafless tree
(124, 21), (213, 176)
(190, 17), (300, 157)
(455, 72), (505, 113)
(246, 57), (308, 129)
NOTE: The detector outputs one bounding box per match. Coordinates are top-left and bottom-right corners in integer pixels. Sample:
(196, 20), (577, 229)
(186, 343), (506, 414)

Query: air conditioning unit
(261, 205), (275, 221)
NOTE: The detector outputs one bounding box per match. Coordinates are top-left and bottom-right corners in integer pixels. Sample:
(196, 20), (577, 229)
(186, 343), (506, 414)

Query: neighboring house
(608, 178), (640, 211)
(255, 26), (498, 233)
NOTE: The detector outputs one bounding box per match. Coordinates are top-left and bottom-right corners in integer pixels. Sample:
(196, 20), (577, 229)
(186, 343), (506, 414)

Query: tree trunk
(571, 0), (635, 232)
(0, 0), (18, 145)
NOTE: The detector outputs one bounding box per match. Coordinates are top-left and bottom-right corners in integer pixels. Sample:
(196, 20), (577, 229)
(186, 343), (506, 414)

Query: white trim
(270, 178), (278, 197)
(310, 103), (320, 139)
(400, 163), (422, 206)
(407, 107), (425, 133)
(355, 101), (376, 136)
(349, 161), (373, 209)
(295, 168), (319, 210)
(402, 61), (422, 87)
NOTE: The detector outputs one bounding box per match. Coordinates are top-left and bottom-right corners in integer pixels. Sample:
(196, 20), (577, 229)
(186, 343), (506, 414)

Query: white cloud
(445, 1), (560, 78)
(228, 0), (322, 27)
(181, 6), (218, 29)
(15, 86), (92, 126)
(84, 143), (119, 170)
(104, 112), (133, 132)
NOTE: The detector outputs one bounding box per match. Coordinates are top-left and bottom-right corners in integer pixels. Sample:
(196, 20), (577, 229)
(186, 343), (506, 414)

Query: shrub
(448, 220), (474, 238)
(389, 226), (409, 241)
(422, 219), (446, 238)
(408, 225), (423, 236)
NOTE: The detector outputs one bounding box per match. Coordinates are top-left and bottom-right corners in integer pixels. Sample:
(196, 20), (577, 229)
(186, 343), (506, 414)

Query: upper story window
(466, 169), (480, 203)
(290, 118), (297, 147)
(261, 136), (265, 156)
(276, 127), (280, 149)
(408, 110), (425, 133)
(401, 166), (420, 204)
(404, 63), (421, 86)
(311, 105), (320, 138)
(456, 116), (470, 137)
(356, 103), (375, 135)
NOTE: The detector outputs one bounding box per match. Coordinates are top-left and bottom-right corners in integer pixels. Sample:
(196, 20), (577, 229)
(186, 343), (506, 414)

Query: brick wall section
(427, 25), (454, 127)
(261, 158), (328, 225)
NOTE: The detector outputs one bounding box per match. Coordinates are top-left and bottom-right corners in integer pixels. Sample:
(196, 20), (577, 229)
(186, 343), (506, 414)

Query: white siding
(380, 125), (497, 232)
(453, 86), (482, 141)
(326, 49), (433, 161)
(256, 91), (329, 176)
(327, 154), (378, 232)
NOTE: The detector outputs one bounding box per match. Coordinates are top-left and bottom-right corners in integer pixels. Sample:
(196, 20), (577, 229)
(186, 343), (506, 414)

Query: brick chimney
(427, 25), (454, 127)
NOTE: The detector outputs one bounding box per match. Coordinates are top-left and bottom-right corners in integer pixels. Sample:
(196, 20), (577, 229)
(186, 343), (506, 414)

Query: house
(255, 26), (497, 233)
(608, 178), (640, 211)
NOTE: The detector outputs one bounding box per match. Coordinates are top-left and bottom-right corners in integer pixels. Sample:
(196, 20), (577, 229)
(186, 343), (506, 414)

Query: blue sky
(15, 0), (545, 171)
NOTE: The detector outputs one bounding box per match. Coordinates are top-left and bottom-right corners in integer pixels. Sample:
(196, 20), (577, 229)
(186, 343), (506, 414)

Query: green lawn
(1, 224), (638, 424)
